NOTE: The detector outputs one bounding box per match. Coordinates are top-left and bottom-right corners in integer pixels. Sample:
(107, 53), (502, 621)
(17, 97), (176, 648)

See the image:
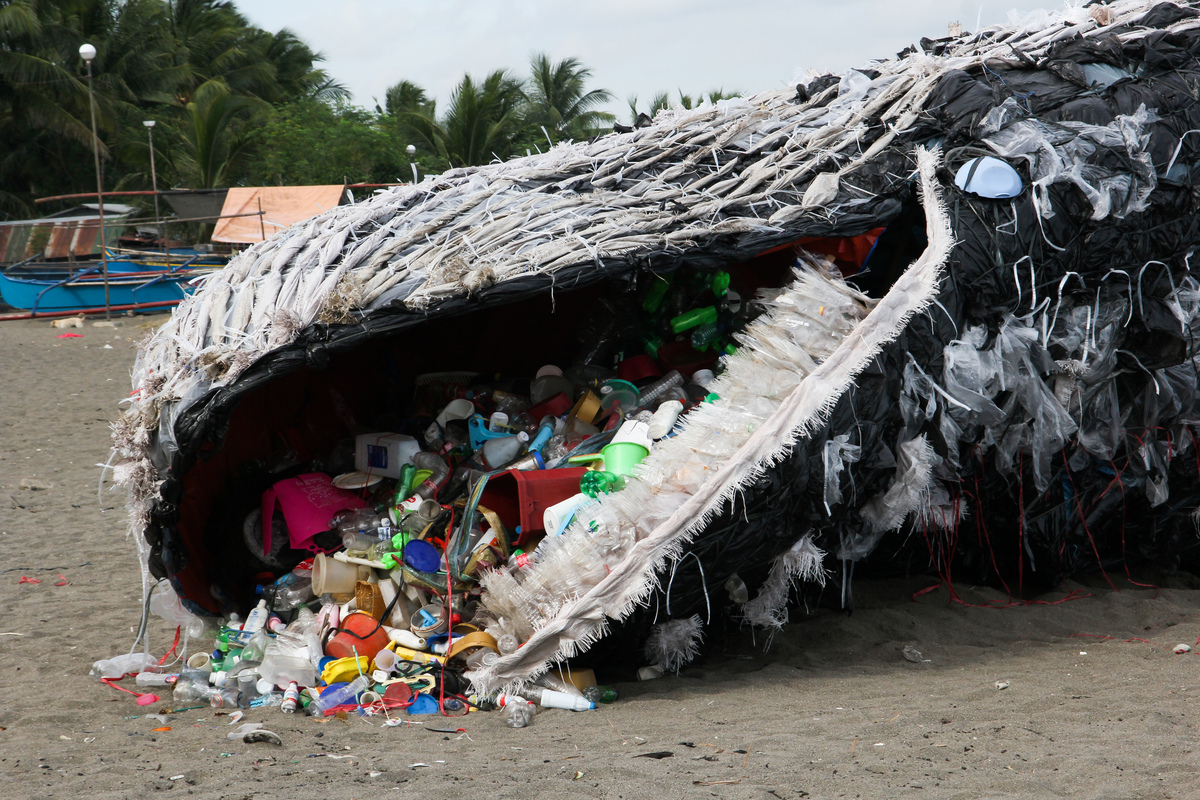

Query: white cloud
(238, 0), (1067, 119)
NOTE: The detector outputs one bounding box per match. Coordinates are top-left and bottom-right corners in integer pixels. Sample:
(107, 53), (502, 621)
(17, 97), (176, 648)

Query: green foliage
(0, 0), (342, 217)
(1, 1), (741, 224)
(246, 99), (410, 186)
(524, 53), (613, 142)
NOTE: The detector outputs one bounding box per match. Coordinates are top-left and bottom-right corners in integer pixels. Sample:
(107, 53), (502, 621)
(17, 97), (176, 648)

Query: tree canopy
(1, 3), (737, 222)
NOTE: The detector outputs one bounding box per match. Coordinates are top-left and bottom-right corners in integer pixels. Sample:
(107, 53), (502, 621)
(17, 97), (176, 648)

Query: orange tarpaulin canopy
(211, 185), (345, 243)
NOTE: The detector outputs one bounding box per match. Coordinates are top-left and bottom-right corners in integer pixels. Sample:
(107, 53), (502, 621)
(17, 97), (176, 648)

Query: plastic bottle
(210, 687), (239, 708)
(241, 629), (271, 663)
(149, 584), (210, 639)
(250, 692), (283, 709)
(311, 674), (371, 715)
(647, 400), (684, 439)
(173, 669), (218, 703)
(496, 632), (520, 655)
(464, 648), (498, 671)
(637, 370), (683, 409)
(243, 599), (270, 635)
(583, 685), (620, 704)
(534, 673), (585, 698)
(504, 696), (536, 728)
(529, 417), (557, 452)
(89, 652), (159, 680)
(259, 571), (314, 612)
(400, 498), (442, 535)
(134, 672), (178, 688)
(281, 681), (300, 713)
(724, 573), (750, 604)
(515, 685), (596, 711)
(670, 305), (717, 333)
(481, 432), (530, 470)
(411, 452), (449, 499)
(489, 411), (509, 432)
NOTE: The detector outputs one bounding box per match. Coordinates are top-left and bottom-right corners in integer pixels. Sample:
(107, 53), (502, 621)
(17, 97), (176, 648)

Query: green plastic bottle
(670, 306), (717, 333)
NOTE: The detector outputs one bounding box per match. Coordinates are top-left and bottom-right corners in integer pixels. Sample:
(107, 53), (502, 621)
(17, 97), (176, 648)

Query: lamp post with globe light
(79, 42), (110, 318)
(406, 144), (418, 184)
(143, 120), (161, 245)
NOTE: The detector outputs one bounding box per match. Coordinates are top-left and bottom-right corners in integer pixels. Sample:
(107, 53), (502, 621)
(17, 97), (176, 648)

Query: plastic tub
(479, 467), (590, 547)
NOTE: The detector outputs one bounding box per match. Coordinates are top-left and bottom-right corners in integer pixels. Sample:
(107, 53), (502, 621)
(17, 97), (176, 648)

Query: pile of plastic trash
(92, 262), (759, 723)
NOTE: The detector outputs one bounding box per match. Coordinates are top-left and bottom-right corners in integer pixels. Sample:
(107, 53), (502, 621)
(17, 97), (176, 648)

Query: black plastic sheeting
(151, 4), (1200, 645)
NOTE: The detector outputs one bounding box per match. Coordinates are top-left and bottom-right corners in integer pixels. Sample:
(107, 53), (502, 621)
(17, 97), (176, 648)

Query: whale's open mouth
(143, 148), (947, 692)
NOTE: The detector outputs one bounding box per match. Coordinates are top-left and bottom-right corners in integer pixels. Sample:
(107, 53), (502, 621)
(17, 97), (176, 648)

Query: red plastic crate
(480, 467), (588, 547)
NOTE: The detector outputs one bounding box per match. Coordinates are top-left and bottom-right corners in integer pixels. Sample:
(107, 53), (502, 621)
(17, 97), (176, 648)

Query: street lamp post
(406, 144), (418, 184)
(143, 120), (161, 246)
(80, 42), (110, 319)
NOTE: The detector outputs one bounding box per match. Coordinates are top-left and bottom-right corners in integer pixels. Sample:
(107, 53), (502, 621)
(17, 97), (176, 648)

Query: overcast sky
(238, 0), (1067, 120)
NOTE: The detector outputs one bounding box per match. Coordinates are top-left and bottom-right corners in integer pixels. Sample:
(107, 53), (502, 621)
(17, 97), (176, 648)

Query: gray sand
(2, 316), (1197, 799)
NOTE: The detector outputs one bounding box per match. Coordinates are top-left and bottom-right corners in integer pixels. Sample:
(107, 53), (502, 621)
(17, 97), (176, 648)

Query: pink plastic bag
(261, 473), (367, 553)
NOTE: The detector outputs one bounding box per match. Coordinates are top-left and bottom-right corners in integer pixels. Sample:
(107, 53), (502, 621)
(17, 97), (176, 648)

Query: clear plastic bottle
(310, 674), (371, 715)
(210, 687), (239, 708)
(504, 696), (536, 728)
(411, 452), (450, 499)
(401, 498), (442, 535)
(134, 671), (178, 688)
(173, 669), (218, 703)
(637, 370), (683, 408)
(534, 673), (585, 697)
(250, 692), (284, 709)
(724, 573), (750, 604)
(464, 648), (498, 671)
(582, 685), (619, 704)
(496, 632), (520, 655)
(241, 629), (271, 663)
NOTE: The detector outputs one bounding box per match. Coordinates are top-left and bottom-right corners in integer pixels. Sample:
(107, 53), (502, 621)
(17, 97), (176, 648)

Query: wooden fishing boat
(0, 257), (214, 314)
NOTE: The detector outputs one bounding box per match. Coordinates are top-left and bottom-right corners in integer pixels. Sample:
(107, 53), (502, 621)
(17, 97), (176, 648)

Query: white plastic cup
(312, 552), (366, 596)
(187, 652), (212, 672)
(372, 647), (399, 673)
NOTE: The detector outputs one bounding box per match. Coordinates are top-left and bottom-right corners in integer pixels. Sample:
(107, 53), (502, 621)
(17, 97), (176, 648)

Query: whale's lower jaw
(471, 148), (954, 695)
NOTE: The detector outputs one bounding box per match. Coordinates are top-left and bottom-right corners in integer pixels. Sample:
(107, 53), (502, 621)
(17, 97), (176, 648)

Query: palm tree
(626, 91), (669, 126)
(174, 80), (265, 188)
(524, 53), (613, 142)
(396, 70), (526, 168)
(384, 80), (433, 117)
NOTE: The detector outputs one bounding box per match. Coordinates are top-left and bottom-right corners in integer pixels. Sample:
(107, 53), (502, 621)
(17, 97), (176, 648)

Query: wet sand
(2, 315), (1198, 799)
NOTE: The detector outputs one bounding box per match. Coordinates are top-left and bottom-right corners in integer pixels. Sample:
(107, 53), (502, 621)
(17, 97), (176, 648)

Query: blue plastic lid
(407, 693), (440, 715)
(954, 156), (1023, 199)
(404, 540), (442, 573)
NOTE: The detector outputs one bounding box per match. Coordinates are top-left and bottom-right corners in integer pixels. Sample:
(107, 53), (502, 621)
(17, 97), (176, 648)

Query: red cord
(1061, 451), (1118, 591)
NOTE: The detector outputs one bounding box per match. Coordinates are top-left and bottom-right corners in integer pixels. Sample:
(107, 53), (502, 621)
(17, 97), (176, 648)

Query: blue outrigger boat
(0, 252), (221, 315)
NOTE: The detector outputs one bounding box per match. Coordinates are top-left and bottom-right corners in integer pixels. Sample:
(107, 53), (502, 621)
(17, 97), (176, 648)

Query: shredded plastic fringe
(471, 146), (953, 695)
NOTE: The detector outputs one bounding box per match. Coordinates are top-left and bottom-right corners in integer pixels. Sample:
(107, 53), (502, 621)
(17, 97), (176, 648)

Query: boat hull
(0, 270), (199, 313)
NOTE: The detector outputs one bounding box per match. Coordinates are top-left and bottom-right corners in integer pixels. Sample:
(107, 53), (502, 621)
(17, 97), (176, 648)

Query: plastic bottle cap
(407, 694), (440, 715)
(404, 540), (442, 573)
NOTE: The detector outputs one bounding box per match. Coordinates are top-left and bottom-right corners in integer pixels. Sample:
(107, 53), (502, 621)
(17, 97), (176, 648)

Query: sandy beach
(2, 314), (1198, 800)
